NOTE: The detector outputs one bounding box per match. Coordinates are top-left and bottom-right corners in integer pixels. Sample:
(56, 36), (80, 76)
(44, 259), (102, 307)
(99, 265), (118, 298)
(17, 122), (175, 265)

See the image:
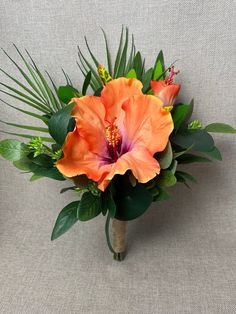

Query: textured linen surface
(0, 1), (236, 313)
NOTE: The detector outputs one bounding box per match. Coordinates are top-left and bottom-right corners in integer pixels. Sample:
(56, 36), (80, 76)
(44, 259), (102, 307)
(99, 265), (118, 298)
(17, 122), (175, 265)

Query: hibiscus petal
(150, 80), (166, 95)
(122, 94), (174, 154)
(101, 77), (143, 123)
(98, 147), (160, 191)
(71, 96), (106, 154)
(56, 128), (105, 181)
(151, 81), (181, 107)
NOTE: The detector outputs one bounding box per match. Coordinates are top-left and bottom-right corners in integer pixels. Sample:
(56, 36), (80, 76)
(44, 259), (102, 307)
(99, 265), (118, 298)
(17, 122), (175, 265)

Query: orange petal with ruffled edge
(122, 94), (174, 154)
(56, 128), (105, 181)
(71, 96), (106, 154)
(98, 147), (160, 191)
(151, 80), (180, 107)
(101, 77), (143, 123)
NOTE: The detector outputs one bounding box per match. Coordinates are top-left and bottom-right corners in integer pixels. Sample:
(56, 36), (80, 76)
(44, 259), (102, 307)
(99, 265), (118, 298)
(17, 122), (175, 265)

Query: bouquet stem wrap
(112, 218), (126, 261)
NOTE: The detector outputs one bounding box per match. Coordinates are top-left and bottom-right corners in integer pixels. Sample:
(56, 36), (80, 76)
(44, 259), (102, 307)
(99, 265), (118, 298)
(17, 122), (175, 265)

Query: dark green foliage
(51, 201), (80, 240)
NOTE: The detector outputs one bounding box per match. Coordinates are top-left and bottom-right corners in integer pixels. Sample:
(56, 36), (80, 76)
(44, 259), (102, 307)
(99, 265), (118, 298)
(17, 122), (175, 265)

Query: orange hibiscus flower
(56, 78), (173, 191)
(151, 66), (181, 110)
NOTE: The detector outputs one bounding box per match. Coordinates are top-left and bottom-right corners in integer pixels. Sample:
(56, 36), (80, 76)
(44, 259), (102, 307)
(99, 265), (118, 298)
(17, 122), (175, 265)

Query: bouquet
(0, 27), (235, 261)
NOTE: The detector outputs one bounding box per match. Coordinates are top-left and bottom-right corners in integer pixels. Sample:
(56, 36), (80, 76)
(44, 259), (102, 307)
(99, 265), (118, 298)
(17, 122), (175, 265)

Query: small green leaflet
(0, 139), (28, 161)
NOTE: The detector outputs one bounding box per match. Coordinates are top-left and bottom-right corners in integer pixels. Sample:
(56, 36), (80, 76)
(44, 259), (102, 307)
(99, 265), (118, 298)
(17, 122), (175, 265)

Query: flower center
(105, 121), (122, 162)
(165, 66), (180, 85)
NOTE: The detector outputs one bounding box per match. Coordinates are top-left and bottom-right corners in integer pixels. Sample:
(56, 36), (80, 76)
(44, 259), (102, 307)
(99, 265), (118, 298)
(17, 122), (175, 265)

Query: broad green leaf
(126, 69), (137, 78)
(28, 163), (65, 181)
(13, 156), (32, 171)
(205, 123), (236, 134)
(82, 71), (91, 95)
(172, 104), (191, 131)
(175, 171), (197, 183)
(0, 139), (28, 161)
(48, 103), (75, 146)
(177, 153), (211, 164)
(77, 192), (102, 221)
(156, 141), (173, 169)
(204, 146), (222, 161)
(183, 99), (194, 125)
(157, 170), (177, 187)
(30, 154), (53, 168)
(115, 184), (152, 221)
(58, 86), (80, 104)
(30, 174), (43, 181)
(153, 50), (165, 80)
(171, 129), (214, 152)
(101, 189), (116, 217)
(51, 201), (80, 240)
(142, 67), (153, 93)
(153, 187), (170, 202)
(169, 159), (178, 174)
(173, 145), (194, 158)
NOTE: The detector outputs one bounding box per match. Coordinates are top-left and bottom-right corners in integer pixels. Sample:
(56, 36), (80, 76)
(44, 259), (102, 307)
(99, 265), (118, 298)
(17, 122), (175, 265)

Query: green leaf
(0, 120), (48, 133)
(0, 139), (28, 161)
(101, 28), (113, 76)
(84, 36), (99, 67)
(204, 146), (222, 161)
(77, 192), (102, 221)
(153, 187), (170, 202)
(25, 50), (60, 111)
(126, 69), (137, 78)
(51, 201), (80, 240)
(13, 156), (32, 171)
(172, 104), (191, 131)
(156, 141), (173, 169)
(183, 99), (194, 125)
(82, 71), (91, 95)
(173, 145), (194, 158)
(171, 129), (214, 152)
(0, 130), (54, 142)
(142, 68), (153, 93)
(157, 170), (177, 187)
(114, 26), (124, 77)
(133, 51), (142, 79)
(30, 154), (53, 168)
(175, 171), (197, 183)
(153, 50), (165, 80)
(205, 123), (236, 134)
(116, 27), (129, 77)
(115, 184), (152, 221)
(30, 174), (43, 181)
(48, 103), (75, 146)
(177, 153), (212, 164)
(101, 189), (116, 217)
(125, 34), (135, 75)
(58, 85), (80, 104)
(0, 98), (49, 124)
(169, 159), (178, 174)
(28, 163), (65, 181)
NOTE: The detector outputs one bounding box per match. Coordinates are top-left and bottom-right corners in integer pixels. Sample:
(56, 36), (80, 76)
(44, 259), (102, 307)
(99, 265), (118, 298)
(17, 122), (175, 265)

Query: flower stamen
(105, 120), (121, 161)
(165, 66), (180, 85)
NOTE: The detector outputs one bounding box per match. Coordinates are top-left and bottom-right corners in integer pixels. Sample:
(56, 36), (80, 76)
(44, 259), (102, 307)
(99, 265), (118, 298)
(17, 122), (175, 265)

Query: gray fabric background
(0, 1), (236, 313)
